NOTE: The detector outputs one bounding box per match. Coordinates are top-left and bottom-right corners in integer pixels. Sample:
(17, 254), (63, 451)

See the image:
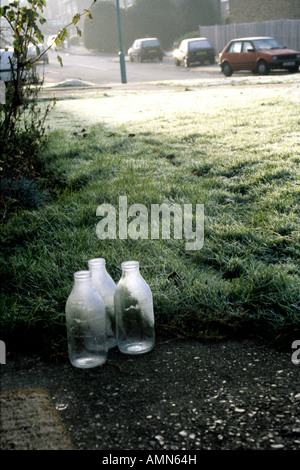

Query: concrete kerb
(0, 389), (74, 450)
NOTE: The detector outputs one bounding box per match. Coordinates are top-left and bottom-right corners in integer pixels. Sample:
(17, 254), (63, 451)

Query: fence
(199, 19), (300, 54)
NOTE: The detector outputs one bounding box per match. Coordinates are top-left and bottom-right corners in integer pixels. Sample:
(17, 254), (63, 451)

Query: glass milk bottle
(114, 261), (155, 355)
(88, 258), (117, 349)
(65, 271), (107, 368)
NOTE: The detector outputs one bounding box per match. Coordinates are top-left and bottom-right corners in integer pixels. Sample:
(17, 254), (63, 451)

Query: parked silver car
(0, 45), (48, 83)
(28, 44), (49, 64)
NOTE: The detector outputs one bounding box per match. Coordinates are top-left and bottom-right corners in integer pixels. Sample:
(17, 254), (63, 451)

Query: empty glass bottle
(88, 258), (117, 349)
(114, 261), (155, 354)
(65, 271), (107, 368)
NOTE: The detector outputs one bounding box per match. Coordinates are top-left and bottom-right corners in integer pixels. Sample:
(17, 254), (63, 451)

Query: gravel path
(1, 337), (300, 451)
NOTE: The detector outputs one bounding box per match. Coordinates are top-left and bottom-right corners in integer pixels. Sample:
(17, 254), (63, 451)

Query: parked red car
(219, 36), (300, 76)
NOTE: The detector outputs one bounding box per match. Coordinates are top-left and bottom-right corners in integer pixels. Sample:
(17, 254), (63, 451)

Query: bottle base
(118, 341), (154, 355)
(70, 355), (107, 369)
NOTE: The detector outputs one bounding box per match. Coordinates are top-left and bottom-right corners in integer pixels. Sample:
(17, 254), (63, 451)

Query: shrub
(0, 0), (95, 220)
(173, 31), (200, 48)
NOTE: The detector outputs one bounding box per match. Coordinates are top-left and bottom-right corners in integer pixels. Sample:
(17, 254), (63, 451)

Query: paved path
(1, 337), (300, 451)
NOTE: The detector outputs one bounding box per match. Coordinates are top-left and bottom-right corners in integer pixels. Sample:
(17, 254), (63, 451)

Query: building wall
(229, 0), (300, 23)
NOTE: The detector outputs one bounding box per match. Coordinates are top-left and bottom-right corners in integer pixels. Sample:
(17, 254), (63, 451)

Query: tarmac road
(38, 46), (223, 86)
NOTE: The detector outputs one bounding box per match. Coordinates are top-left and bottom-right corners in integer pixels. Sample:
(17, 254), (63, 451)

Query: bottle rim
(88, 258), (106, 267)
(121, 261), (139, 271)
(74, 270), (91, 280)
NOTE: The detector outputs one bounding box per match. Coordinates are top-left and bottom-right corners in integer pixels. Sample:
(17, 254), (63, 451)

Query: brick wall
(229, 0), (300, 23)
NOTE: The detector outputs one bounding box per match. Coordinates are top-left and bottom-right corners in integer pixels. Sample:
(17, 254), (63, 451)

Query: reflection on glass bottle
(65, 271), (107, 368)
(88, 258), (117, 349)
(114, 261), (155, 355)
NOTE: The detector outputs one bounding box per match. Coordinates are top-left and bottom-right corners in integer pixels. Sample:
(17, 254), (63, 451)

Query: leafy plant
(0, 0), (96, 220)
(0, 1), (49, 169)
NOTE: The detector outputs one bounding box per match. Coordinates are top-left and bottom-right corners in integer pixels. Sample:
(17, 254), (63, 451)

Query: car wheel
(138, 54), (143, 63)
(175, 58), (181, 66)
(184, 57), (190, 68)
(256, 60), (269, 75)
(222, 61), (232, 77)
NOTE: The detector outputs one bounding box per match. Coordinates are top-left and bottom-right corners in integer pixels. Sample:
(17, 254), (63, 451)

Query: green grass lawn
(1, 78), (300, 354)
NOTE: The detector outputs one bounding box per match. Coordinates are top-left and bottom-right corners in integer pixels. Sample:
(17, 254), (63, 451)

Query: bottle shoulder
(66, 284), (105, 311)
(115, 275), (152, 300)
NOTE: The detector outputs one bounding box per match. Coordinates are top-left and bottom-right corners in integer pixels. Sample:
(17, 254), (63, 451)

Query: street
(37, 46), (223, 86)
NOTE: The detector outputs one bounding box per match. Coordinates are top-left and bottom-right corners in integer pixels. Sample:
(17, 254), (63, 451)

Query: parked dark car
(128, 38), (163, 62)
(173, 38), (215, 67)
(219, 36), (300, 76)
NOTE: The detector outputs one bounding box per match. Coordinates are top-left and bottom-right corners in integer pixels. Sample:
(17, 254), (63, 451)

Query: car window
(188, 40), (211, 51)
(142, 40), (160, 47)
(252, 38), (283, 50)
(242, 41), (253, 52)
(228, 41), (242, 53)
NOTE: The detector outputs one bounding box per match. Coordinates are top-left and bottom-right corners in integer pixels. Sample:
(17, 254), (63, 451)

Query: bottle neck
(88, 258), (106, 275)
(73, 271), (93, 290)
(121, 261), (140, 278)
